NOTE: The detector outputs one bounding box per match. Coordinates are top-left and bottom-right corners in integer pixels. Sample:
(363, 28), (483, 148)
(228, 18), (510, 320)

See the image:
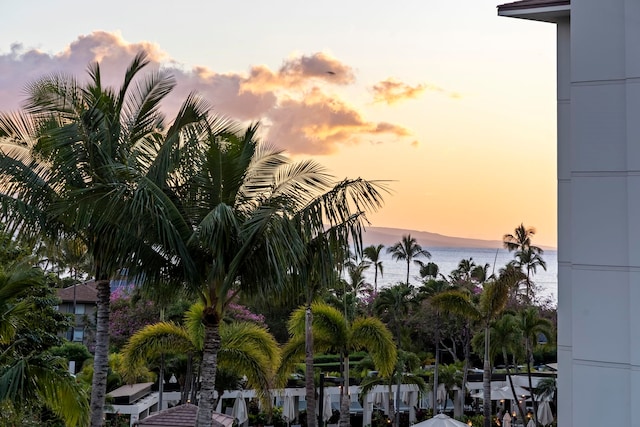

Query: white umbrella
(526, 419), (535, 427)
(282, 390), (296, 424)
(232, 393), (249, 427)
(502, 412), (511, 427)
(436, 384), (447, 406)
(322, 392), (333, 422)
(374, 391), (390, 415)
(537, 400), (554, 426)
(470, 385), (529, 401)
(411, 413), (469, 427)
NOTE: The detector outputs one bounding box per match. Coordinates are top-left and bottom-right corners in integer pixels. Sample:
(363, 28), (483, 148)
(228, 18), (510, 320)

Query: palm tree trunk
(89, 279), (111, 427)
(526, 340), (538, 426)
(433, 315), (440, 415)
(482, 324), (492, 427)
(195, 311), (222, 427)
(503, 349), (527, 424)
(460, 321), (471, 419)
(405, 260), (410, 286)
(339, 353), (350, 427)
(305, 305), (317, 427)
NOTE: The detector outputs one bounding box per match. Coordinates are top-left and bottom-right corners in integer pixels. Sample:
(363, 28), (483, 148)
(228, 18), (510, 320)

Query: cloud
(268, 87), (410, 154)
(241, 52), (355, 94)
(0, 32), (413, 155)
(371, 77), (460, 105)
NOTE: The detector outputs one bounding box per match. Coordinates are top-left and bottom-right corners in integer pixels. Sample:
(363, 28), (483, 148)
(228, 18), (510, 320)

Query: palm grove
(0, 55), (556, 427)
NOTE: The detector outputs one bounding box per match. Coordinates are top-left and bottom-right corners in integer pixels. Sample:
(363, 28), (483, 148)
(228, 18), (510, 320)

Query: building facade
(499, 1), (640, 425)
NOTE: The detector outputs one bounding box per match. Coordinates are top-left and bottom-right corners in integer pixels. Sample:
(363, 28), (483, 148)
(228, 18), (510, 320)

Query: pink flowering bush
(225, 301), (267, 328)
(109, 287), (160, 351)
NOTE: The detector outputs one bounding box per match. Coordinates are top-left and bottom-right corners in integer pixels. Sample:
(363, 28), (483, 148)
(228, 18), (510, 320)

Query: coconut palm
(0, 52), (209, 426)
(513, 248), (547, 303)
(503, 224), (543, 254)
(386, 235), (431, 286)
(122, 302), (280, 405)
(280, 302), (397, 427)
(363, 244), (384, 294)
(431, 274), (515, 427)
(150, 120), (387, 427)
(517, 307), (553, 426)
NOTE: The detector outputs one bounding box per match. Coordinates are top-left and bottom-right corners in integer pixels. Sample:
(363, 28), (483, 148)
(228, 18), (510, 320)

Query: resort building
(56, 281), (98, 352)
(498, 1), (640, 425)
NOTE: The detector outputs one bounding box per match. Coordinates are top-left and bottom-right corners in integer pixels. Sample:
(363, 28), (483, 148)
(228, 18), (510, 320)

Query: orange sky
(0, 0), (558, 247)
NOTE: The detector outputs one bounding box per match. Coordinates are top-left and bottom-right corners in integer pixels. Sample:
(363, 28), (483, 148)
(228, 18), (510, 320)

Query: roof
(137, 404), (235, 427)
(498, 0), (569, 10)
(108, 382), (153, 405)
(56, 281), (99, 304)
(497, 0), (570, 22)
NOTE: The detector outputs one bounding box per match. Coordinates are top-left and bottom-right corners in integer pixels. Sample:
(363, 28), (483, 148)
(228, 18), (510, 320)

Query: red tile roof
(498, 0), (570, 10)
(56, 281), (99, 304)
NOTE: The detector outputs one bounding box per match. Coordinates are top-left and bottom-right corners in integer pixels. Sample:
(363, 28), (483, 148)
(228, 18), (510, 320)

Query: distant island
(362, 226), (556, 250)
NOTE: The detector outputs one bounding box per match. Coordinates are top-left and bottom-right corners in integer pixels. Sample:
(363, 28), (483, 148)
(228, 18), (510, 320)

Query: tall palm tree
(374, 283), (418, 427)
(513, 248), (547, 303)
(363, 244), (384, 294)
(279, 302), (397, 427)
(517, 308), (553, 426)
(386, 235), (431, 286)
(486, 314), (527, 424)
(431, 274), (515, 427)
(503, 224), (543, 254)
(149, 120), (387, 427)
(122, 303), (280, 406)
(0, 52), (207, 426)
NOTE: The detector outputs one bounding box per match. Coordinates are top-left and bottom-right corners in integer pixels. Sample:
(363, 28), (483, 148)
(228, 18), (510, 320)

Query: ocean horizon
(360, 246), (558, 305)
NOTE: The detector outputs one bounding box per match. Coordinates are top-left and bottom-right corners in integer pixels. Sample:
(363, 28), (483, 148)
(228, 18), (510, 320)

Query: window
(74, 304), (85, 315)
(73, 328), (84, 342)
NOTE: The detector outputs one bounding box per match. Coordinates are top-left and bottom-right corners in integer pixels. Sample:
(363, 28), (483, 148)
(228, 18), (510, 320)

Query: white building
(498, 1), (640, 425)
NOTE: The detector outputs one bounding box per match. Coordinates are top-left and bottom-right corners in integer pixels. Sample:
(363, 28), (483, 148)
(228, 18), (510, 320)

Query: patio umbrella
(374, 391), (389, 415)
(411, 413), (469, 427)
(322, 392), (333, 422)
(436, 384), (447, 407)
(502, 412), (511, 427)
(283, 390), (296, 425)
(232, 393), (249, 427)
(537, 400), (554, 426)
(526, 419), (535, 427)
(470, 385), (529, 400)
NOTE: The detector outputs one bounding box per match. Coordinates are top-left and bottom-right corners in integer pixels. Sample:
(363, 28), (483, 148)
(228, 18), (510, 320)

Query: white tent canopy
(411, 413), (469, 427)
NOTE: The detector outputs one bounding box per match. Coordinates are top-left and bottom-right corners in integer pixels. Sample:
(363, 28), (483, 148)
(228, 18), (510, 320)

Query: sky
(0, 0), (559, 247)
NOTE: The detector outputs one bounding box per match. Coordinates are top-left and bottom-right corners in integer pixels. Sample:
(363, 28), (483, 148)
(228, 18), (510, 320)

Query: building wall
(58, 301), (97, 351)
(565, 1), (640, 425)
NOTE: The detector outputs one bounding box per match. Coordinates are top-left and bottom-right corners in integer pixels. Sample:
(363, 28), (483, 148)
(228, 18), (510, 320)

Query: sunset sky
(0, 0), (559, 247)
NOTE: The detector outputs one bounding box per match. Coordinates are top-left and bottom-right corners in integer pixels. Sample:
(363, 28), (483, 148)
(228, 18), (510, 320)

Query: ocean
(360, 247), (558, 305)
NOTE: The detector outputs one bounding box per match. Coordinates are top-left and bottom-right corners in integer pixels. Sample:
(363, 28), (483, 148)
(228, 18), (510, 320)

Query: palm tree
(363, 244), (384, 294)
(122, 303), (280, 406)
(0, 262), (89, 426)
(517, 307), (553, 426)
(386, 235), (431, 286)
(280, 302), (397, 427)
(513, 248), (547, 304)
(486, 314), (527, 424)
(503, 224), (543, 254)
(374, 283), (418, 427)
(431, 274), (515, 427)
(148, 120), (387, 427)
(0, 52), (209, 426)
